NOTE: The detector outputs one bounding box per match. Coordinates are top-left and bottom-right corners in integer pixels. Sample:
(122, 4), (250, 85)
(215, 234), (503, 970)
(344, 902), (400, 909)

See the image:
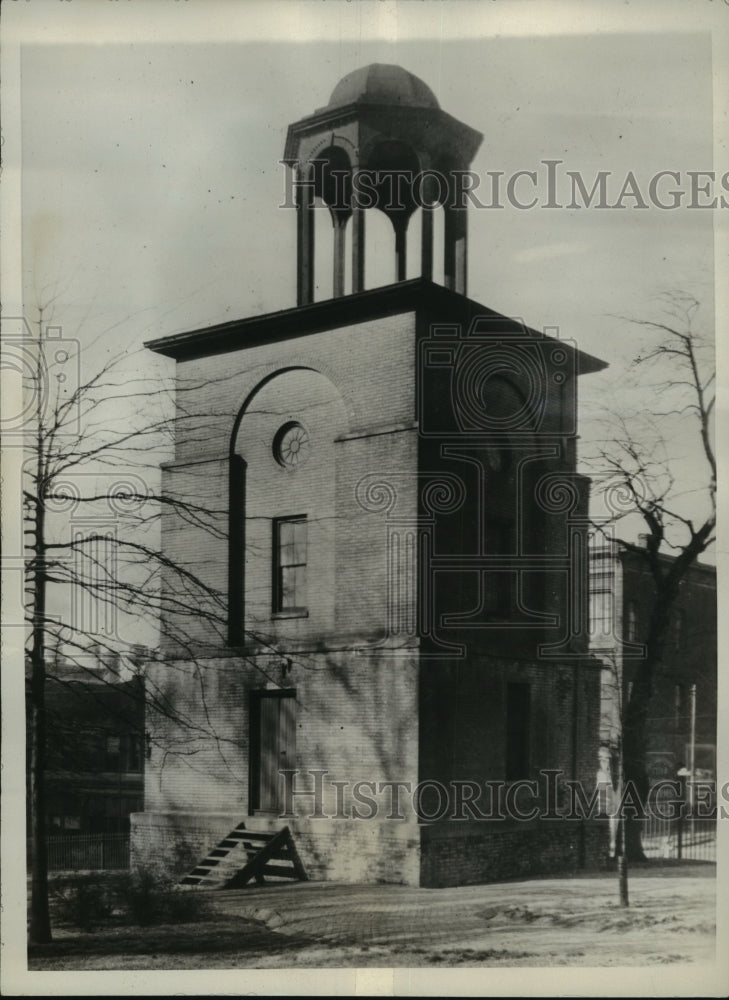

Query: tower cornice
(145, 277), (606, 377)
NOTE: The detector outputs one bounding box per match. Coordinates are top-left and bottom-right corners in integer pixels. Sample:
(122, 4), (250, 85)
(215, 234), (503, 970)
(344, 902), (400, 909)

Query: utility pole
(617, 730), (629, 907)
(688, 683), (696, 846)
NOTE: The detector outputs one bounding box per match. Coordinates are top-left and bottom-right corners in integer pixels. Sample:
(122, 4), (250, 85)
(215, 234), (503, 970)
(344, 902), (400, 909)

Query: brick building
(29, 673), (144, 836)
(590, 542), (717, 789)
(134, 65), (608, 886)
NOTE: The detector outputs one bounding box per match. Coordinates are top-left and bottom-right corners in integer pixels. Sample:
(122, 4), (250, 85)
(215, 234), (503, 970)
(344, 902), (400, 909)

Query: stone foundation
(131, 810), (422, 886)
(132, 810), (608, 888)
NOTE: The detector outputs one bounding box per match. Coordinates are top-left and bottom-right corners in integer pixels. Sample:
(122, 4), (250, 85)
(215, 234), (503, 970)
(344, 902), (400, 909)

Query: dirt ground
(28, 862), (716, 970)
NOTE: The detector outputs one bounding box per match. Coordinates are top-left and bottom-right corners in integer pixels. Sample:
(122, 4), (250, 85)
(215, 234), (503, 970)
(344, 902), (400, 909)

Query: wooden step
(261, 864), (295, 877)
(179, 823), (306, 889)
(226, 830), (273, 842)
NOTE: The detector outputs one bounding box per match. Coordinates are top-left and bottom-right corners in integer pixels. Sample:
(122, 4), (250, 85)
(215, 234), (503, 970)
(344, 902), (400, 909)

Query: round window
(273, 421), (310, 469)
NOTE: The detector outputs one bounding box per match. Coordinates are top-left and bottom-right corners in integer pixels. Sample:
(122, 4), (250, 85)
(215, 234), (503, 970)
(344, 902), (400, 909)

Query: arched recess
(228, 367), (349, 645)
(479, 375), (547, 622)
(435, 373), (546, 628)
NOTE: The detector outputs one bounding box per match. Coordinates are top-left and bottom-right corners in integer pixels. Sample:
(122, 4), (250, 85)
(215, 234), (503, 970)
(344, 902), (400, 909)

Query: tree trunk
(28, 471), (52, 943)
(29, 662), (52, 943)
(621, 585), (675, 863)
(615, 738), (629, 905)
(617, 852), (629, 907)
(622, 726), (649, 862)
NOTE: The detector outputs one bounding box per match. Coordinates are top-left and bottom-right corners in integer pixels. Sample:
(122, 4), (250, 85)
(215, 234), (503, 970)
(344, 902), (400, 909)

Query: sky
(17, 27), (717, 371)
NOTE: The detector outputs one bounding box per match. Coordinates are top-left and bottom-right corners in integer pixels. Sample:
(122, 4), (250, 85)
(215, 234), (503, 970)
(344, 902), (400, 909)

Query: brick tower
(136, 65), (608, 886)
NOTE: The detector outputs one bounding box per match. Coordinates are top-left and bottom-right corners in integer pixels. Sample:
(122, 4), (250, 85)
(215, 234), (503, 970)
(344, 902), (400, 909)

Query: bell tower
(284, 64), (483, 304)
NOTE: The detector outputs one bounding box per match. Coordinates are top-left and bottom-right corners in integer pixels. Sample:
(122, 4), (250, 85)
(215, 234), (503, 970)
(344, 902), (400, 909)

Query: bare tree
(588, 293), (716, 862)
(21, 301), (277, 943)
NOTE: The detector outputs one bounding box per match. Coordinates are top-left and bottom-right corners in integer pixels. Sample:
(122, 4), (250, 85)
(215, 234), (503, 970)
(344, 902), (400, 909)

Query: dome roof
(328, 64), (440, 110)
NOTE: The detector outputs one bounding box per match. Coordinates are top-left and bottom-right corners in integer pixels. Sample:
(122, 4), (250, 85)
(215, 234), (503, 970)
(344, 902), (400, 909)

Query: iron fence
(27, 833), (130, 871)
(642, 814), (716, 862)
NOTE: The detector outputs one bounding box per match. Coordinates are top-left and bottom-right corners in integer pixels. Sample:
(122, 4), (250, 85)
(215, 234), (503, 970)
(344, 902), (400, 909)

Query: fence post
(676, 804), (683, 860)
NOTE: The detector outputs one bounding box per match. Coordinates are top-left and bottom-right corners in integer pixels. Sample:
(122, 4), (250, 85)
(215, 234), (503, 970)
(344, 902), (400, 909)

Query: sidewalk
(207, 863), (716, 965)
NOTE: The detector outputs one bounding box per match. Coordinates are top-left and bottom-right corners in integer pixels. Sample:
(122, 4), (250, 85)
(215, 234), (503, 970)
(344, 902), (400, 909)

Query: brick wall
(157, 312), (417, 653)
(420, 655), (602, 794)
(420, 818), (608, 887)
(140, 647), (422, 884)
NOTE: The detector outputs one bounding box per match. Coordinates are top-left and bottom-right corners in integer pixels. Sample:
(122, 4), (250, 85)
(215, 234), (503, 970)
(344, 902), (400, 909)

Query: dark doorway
(250, 690), (296, 813)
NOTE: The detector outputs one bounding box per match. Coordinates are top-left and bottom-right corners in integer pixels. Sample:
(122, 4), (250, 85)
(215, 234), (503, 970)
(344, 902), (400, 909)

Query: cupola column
(296, 164), (315, 306)
(351, 205), (365, 294)
(421, 204), (434, 283)
(394, 219), (408, 283)
(333, 217), (347, 298)
(444, 203), (468, 296)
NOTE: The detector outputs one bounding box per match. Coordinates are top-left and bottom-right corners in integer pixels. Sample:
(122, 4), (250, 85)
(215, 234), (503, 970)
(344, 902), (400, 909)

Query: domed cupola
(284, 64), (483, 304)
(327, 64), (440, 110)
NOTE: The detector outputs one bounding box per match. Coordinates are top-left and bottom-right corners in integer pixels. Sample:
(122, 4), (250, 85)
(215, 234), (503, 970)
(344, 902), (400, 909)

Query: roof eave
(145, 278), (607, 375)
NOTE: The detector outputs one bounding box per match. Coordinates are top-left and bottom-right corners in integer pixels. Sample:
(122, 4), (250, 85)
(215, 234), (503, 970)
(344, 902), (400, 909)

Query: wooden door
(251, 690), (296, 813)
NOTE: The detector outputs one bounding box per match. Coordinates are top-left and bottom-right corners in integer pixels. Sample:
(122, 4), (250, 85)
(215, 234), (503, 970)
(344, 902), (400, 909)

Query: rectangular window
(124, 734), (142, 772)
(104, 734), (142, 772)
(589, 589), (613, 640)
(273, 516), (307, 613)
(505, 682), (531, 781)
(105, 735), (121, 771)
(626, 600), (638, 642)
(589, 544), (615, 644)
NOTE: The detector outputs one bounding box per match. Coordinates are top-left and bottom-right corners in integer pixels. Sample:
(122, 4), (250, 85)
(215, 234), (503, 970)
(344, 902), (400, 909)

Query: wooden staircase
(179, 824), (307, 889)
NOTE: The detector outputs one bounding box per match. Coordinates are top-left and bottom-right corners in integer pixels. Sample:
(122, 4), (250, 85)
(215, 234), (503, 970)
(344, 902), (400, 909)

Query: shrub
(118, 866), (208, 926)
(51, 877), (114, 931)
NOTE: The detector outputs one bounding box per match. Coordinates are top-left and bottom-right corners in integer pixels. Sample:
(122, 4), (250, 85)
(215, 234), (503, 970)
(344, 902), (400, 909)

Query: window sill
(271, 610), (309, 620)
